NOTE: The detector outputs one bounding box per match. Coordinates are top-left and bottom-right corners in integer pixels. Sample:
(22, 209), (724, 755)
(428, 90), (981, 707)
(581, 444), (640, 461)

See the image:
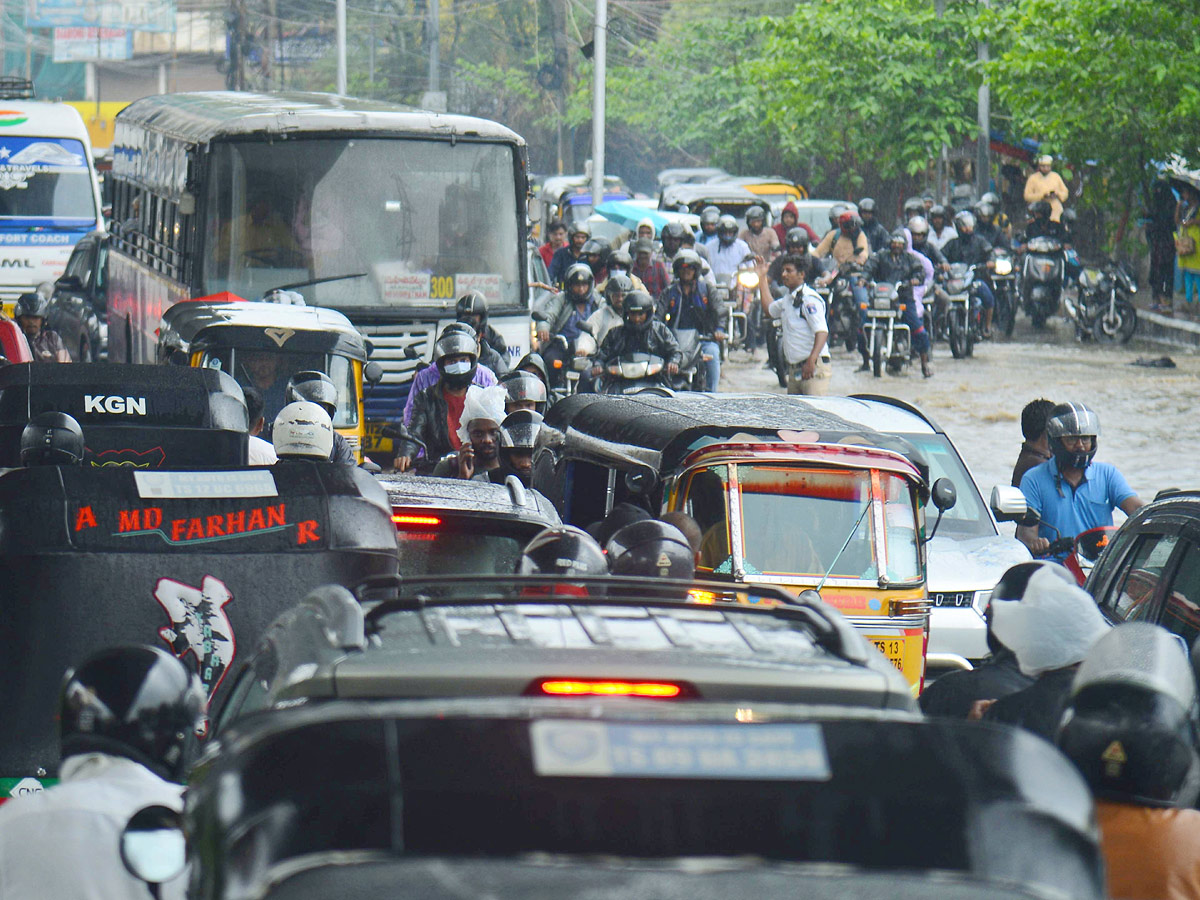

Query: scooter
(941, 262), (984, 359)
(671, 328), (710, 392)
(863, 281), (912, 377)
(724, 257), (760, 353)
(989, 247), (1018, 338)
(1067, 260), (1138, 343)
(1021, 236), (1064, 329)
(601, 352), (669, 395)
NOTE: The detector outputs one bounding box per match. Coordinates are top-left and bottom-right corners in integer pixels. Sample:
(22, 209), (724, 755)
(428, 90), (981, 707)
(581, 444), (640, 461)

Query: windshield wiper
(271, 272), (367, 293)
(812, 501), (874, 594)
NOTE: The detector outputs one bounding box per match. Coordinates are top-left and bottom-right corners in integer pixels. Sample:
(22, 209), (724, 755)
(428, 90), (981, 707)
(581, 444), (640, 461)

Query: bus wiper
(271, 272), (367, 293)
(812, 501), (873, 594)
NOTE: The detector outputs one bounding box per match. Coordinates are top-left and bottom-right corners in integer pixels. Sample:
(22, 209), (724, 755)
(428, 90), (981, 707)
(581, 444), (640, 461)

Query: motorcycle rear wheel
(996, 290), (1016, 338)
(948, 309), (968, 359)
(872, 340), (882, 378)
(1093, 298), (1137, 344)
(843, 311), (857, 352)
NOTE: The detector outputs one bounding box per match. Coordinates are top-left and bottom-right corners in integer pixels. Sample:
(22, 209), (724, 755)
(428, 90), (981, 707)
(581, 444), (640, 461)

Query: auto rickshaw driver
(237, 350), (289, 426)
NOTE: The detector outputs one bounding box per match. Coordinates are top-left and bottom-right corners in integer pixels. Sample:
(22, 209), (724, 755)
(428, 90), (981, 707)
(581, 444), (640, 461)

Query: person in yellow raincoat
(1024, 155), (1070, 222)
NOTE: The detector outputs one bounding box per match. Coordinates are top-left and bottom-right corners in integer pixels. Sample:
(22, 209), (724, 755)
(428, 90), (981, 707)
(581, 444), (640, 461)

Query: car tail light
(392, 514), (441, 527)
(534, 679), (686, 699)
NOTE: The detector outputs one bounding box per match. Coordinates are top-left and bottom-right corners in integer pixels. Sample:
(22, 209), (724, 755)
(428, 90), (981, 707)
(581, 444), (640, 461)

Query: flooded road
(721, 319), (1197, 507)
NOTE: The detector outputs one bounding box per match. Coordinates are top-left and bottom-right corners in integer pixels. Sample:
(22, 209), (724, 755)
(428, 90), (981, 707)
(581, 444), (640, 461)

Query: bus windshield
(201, 137), (521, 310)
(0, 137), (97, 225)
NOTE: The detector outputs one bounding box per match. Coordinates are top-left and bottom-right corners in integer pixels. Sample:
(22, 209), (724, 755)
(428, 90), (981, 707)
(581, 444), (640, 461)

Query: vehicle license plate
(870, 638), (905, 671)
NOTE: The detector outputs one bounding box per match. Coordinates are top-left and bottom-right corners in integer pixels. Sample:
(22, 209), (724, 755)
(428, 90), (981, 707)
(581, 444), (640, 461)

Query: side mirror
(797, 588), (823, 605)
(989, 484), (1039, 525)
(931, 477), (957, 512)
(623, 468), (657, 496)
(364, 361), (383, 386)
(120, 805), (186, 886)
(403, 344), (421, 360)
(1076, 526), (1114, 563)
(167, 348), (189, 367)
(54, 274), (83, 293)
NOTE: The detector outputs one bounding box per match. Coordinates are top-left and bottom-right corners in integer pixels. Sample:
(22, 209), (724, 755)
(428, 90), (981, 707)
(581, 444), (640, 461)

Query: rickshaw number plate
(134, 470), (278, 499)
(364, 422), (392, 453)
(870, 638), (905, 671)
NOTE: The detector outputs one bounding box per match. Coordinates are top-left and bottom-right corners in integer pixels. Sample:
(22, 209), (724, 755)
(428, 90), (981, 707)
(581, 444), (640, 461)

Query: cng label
(8, 777), (43, 798)
(84, 394), (147, 415)
(0, 111), (28, 127)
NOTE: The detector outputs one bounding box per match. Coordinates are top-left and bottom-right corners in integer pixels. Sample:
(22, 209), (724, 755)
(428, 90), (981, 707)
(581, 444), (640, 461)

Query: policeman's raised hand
(753, 255), (768, 276)
(393, 455), (412, 473)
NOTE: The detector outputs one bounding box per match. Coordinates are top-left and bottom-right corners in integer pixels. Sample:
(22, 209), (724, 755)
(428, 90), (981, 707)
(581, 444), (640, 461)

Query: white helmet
(273, 401), (333, 459)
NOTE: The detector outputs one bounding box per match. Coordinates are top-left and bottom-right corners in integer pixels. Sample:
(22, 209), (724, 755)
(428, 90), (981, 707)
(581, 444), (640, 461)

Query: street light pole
(976, 0), (991, 199)
(336, 0), (346, 94)
(590, 0), (606, 209)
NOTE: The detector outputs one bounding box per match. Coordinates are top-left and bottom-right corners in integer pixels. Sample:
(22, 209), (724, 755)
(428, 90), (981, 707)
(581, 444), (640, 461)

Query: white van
(0, 100), (103, 310)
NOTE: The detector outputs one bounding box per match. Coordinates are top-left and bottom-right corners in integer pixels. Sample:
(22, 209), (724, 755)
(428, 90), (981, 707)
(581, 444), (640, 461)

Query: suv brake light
(534, 679), (685, 699)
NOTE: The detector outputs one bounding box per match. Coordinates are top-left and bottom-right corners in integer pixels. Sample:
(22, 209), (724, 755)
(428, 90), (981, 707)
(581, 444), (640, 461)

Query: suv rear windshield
(395, 517), (541, 575)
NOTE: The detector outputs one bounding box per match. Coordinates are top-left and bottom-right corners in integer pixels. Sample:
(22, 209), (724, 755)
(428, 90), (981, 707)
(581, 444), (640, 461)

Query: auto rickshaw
(532, 393), (959, 692)
(0, 460), (398, 793)
(657, 182), (761, 221)
(0, 361), (248, 467)
(531, 173), (631, 235)
(158, 300), (382, 461)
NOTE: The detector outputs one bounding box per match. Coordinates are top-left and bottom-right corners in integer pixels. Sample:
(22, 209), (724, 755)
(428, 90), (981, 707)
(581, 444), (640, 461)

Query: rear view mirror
(364, 361), (383, 386)
(624, 468), (657, 496)
(120, 805), (186, 886)
(990, 485), (1039, 525)
(931, 477), (957, 512)
(167, 348), (189, 367)
(54, 274), (83, 293)
(1076, 526), (1114, 563)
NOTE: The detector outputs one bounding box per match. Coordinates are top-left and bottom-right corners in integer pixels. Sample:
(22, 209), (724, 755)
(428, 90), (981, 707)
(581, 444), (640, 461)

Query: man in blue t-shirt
(1017, 402), (1143, 557)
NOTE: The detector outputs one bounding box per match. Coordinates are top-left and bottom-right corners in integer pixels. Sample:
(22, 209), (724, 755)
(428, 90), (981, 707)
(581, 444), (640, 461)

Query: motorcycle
(816, 261), (862, 353)
(863, 281), (912, 378)
(671, 328), (710, 392)
(941, 263), (984, 360)
(724, 257), (760, 354)
(601, 352), (669, 395)
(1021, 236), (1064, 329)
(989, 247), (1018, 338)
(1067, 260), (1138, 343)
(565, 330), (598, 395)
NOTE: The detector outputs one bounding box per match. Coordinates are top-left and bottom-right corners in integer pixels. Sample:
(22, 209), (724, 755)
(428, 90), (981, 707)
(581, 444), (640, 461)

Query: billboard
(28, 0), (175, 33)
(53, 28), (133, 61)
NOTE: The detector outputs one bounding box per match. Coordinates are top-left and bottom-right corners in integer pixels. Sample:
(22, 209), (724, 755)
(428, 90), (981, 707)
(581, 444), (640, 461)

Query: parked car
(45, 229), (108, 362)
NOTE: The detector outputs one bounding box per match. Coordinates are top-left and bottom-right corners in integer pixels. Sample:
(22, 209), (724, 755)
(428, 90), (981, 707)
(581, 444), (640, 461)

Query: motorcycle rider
(814, 210), (870, 270)
(773, 201), (816, 247)
(285, 370), (356, 465)
(597, 289), (681, 388)
(658, 249), (725, 392)
(1016, 402), (1144, 557)
(581, 237), (611, 284)
(659, 221), (687, 269)
(619, 217), (658, 257)
(403, 323), (498, 425)
(1023, 199), (1069, 244)
(1055, 623), (1200, 900)
(456, 290), (509, 360)
(602, 247), (648, 293)
(517, 525), (608, 579)
(548, 221), (590, 287)
(1024, 154), (1070, 222)
(908, 216), (947, 270)
(431, 383), (506, 480)
(927, 204), (958, 252)
(533, 262), (600, 387)
(862, 228), (932, 377)
(770, 227), (817, 294)
(19, 411), (85, 465)
(974, 193), (1011, 249)
(697, 205), (721, 252)
(273, 400), (335, 461)
(538, 218), (567, 270)
(14, 291), (70, 362)
(631, 237), (670, 301)
(707, 214), (753, 283)
(941, 210), (997, 338)
(756, 252), (832, 394)
(0, 645), (205, 899)
(605, 519), (696, 580)
(739, 204), (780, 259)
(395, 328), (481, 472)
(858, 198), (891, 253)
(499, 370), (547, 415)
(587, 272), (632, 347)
(492, 409), (542, 485)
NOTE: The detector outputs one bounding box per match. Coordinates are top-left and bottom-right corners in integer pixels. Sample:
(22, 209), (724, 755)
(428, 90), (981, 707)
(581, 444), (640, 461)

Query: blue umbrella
(594, 200), (673, 231)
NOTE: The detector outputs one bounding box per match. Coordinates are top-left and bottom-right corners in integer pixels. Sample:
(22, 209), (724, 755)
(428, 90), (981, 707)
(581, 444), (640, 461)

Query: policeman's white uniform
(0, 753), (185, 899)
(768, 284), (832, 395)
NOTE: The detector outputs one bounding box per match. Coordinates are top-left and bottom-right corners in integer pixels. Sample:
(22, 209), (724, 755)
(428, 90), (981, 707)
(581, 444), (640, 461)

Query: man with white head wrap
(981, 562), (1111, 740)
(430, 384), (508, 481)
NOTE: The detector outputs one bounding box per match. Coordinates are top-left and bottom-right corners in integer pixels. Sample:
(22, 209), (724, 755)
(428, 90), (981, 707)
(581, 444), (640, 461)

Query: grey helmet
(953, 210), (976, 233)
(907, 216), (929, 238)
(699, 206), (721, 230)
(286, 370), (338, 417)
(1045, 401), (1100, 470)
(500, 371), (548, 412)
(716, 214), (738, 244)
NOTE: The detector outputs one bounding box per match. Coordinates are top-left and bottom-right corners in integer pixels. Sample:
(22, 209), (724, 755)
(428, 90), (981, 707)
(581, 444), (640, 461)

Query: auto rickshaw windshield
(684, 464), (921, 584)
(201, 348), (358, 428)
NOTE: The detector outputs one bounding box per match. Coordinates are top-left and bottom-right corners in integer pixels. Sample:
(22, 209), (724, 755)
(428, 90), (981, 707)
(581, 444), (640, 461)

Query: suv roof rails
(847, 393), (944, 433)
(0, 77), (34, 100)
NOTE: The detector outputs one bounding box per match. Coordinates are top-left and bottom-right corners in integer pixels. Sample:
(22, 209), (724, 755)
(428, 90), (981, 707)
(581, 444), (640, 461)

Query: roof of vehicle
(380, 474), (561, 527)
(807, 393), (943, 435)
(114, 91), (525, 146)
(0, 100), (94, 142)
(158, 301), (368, 360)
(539, 392), (928, 480)
(539, 173), (629, 203)
(656, 166), (730, 188)
(189, 696), (1103, 900)
(659, 181), (760, 206)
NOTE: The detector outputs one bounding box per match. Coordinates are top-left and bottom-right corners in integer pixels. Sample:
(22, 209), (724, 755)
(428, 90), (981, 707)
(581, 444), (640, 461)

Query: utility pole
(336, 0), (346, 94)
(589, 0), (606, 207)
(935, 0), (946, 200)
(547, 0), (570, 174)
(428, 0), (439, 92)
(976, 0), (991, 199)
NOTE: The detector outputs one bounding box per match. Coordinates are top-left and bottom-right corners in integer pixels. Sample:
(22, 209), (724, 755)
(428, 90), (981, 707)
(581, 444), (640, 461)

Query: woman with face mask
(393, 327), (481, 473)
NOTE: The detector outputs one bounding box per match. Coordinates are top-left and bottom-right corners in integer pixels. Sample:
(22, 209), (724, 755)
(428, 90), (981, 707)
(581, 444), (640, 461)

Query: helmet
(286, 370), (338, 417)
(907, 216), (929, 237)
(828, 202), (850, 228)
(858, 197), (877, 214)
(661, 222), (687, 244)
(746, 204), (766, 224)
(581, 237), (609, 258)
(499, 409), (543, 453)
(903, 197), (925, 217)
(780, 228), (805, 250)
(587, 502), (652, 547)
(501, 371), (547, 412)
(622, 290), (654, 333)
(1031, 200), (1052, 219)
(610, 248), (633, 270)
(671, 249), (702, 277)
(889, 227), (908, 247)
(434, 329), (479, 389)
(953, 210), (976, 232)
(20, 411), (84, 465)
(632, 237), (655, 258)
(1045, 401), (1100, 470)
(15, 291), (48, 319)
(605, 519), (695, 579)
(974, 201), (995, 220)
(516, 525), (608, 578)
(838, 211), (859, 230)
(699, 206), (720, 229)
(455, 290), (488, 325)
(60, 645), (207, 782)
(929, 204), (947, 221)
(605, 272), (634, 301)
(716, 214), (738, 242)
(273, 401), (334, 459)
(980, 191), (1000, 207)
(1057, 624), (1200, 808)
(567, 221), (591, 240)
(564, 262), (595, 292)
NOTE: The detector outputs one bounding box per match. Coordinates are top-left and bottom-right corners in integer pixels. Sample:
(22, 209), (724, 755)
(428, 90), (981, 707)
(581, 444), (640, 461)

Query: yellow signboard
(64, 101), (129, 152)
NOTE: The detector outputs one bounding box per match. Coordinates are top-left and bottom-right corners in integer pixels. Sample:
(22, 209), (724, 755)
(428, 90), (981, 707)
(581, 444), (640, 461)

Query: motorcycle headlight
(620, 361), (648, 378)
(972, 590), (991, 615)
(737, 271), (760, 289)
(872, 295), (891, 310)
(993, 259), (1012, 275)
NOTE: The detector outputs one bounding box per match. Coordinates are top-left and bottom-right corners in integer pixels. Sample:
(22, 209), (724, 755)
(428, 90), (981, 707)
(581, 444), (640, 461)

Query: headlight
(971, 590), (991, 615)
(993, 259), (1012, 275)
(619, 361), (648, 378)
(736, 271), (760, 288)
(872, 295), (892, 310)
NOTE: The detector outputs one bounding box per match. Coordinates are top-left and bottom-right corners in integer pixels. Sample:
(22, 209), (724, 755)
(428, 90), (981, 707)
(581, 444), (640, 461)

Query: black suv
(1087, 490), (1200, 648)
(46, 230), (108, 362)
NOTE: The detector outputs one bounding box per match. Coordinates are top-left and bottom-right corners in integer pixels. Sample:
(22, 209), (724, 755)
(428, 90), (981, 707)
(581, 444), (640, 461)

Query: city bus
(106, 91), (530, 439)
(0, 83), (104, 312)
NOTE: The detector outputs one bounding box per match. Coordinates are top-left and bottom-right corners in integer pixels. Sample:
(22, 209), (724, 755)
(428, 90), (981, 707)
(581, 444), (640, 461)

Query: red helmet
(838, 211), (858, 229)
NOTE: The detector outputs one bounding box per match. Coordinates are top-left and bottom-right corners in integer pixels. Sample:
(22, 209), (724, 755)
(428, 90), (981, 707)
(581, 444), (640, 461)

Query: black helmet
(605, 272), (634, 301)
(564, 262), (595, 293)
(610, 248), (633, 270)
(286, 370), (338, 417)
(501, 370), (547, 412)
(661, 222), (687, 244)
(671, 248), (702, 277)
(858, 197), (877, 214)
(785, 227), (808, 249)
(567, 221), (591, 240)
(499, 409), (543, 453)
(15, 291), (48, 319)
(1031, 200), (1052, 219)
(1045, 401), (1100, 470)
(699, 206), (720, 229)
(1057, 623), (1200, 808)
(587, 501), (652, 548)
(581, 237), (609, 258)
(516, 525), (608, 578)
(746, 204), (766, 223)
(929, 204), (947, 221)
(716, 214), (738, 242)
(889, 227), (908, 248)
(60, 645), (207, 782)
(605, 519), (695, 579)
(434, 329), (479, 389)
(622, 290), (654, 332)
(455, 290), (488, 327)
(20, 411), (84, 465)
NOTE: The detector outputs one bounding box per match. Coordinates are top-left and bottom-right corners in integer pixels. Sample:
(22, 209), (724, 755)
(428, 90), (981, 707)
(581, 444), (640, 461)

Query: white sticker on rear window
(135, 470), (278, 499)
(529, 720), (831, 781)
